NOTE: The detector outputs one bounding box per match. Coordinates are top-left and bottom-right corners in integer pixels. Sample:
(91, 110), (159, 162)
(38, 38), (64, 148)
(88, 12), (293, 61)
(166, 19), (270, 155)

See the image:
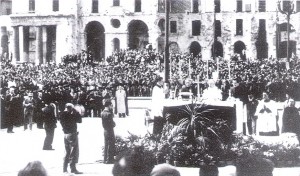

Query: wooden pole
(164, 0), (170, 83)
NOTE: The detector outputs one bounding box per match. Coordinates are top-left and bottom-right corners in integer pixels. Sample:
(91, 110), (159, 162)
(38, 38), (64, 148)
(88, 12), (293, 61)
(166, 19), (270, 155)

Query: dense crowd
(1, 49), (300, 126)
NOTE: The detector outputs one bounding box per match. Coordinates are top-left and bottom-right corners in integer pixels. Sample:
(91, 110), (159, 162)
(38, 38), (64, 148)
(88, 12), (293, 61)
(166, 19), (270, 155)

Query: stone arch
(85, 21), (105, 61)
(211, 41), (223, 59)
(234, 41), (246, 60)
(128, 20), (149, 50)
(112, 38), (120, 52)
(189, 41), (201, 58)
(158, 18), (165, 34)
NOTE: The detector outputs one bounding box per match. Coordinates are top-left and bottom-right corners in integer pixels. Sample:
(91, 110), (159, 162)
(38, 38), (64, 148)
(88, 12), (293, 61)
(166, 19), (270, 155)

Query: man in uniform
(60, 103), (82, 174)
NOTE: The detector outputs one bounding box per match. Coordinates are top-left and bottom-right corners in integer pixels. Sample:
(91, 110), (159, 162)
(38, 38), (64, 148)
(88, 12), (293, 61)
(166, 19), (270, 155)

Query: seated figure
(179, 78), (197, 100)
(202, 79), (222, 101)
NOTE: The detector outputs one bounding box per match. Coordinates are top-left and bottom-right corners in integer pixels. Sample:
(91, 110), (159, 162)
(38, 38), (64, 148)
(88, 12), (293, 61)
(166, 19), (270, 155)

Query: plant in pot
(166, 102), (233, 167)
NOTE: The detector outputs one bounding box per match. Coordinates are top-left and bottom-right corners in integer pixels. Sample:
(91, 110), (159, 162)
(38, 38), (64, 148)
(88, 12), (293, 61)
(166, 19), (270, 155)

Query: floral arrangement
(114, 111), (300, 168)
(230, 133), (300, 166)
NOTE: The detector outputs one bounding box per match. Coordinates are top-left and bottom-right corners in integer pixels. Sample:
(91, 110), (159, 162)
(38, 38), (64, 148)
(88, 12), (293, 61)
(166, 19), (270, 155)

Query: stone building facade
(0, 0), (299, 64)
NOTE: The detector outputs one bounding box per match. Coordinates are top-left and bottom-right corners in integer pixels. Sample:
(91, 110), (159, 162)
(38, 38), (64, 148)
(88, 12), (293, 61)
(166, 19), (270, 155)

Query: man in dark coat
(42, 103), (57, 150)
(5, 87), (18, 133)
(101, 100), (116, 164)
(60, 103), (82, 174)
(282, 99), (300, 136)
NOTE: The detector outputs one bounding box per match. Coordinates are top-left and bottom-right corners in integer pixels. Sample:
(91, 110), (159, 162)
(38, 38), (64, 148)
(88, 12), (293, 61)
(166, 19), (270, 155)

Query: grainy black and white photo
(0, 0), (300, 175)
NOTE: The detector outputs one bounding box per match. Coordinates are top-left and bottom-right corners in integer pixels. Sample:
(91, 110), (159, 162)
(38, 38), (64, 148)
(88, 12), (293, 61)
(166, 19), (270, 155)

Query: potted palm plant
(165, 102), (233, 166)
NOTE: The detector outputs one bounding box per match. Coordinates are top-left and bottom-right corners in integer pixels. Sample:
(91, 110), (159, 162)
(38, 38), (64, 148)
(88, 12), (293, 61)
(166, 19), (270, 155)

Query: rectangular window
(236, 0), (242, 12)
(258, 0), (266, 12)
(214, 0), (220, 13)
(135, 0), (141, 12)
(170, 21), (177, 33)
(297, 0), (300, 12)
(92, 0), (99, 13)
(192, 0), (199, 13)
(215, 20), (221, 37)
(236, 19), (243, 35)
(6, 8), (12, 15)
(245, 4), (251, 12)
(29, 0), (35, 12)
(282, 0), (290, 12)
(113, 0), (120, 6)
(53, 0), (59, 12)
(192, 20), (201, 36)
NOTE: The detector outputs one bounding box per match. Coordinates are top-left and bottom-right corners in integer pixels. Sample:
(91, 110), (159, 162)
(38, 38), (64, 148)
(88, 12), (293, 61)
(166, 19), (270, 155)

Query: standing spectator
(151, 76), (166, 135)
(282, 99), (300, 136)
(5, 87), (18, 133)
(246, 94), (259, 135)
(42, 103), (57, 150)
(60, 103), (82, 174)
(101, 100), (116, 164)
(114, 84), (128, 118)
(23, 92), (35, 130)
(35, 91), (44, 129)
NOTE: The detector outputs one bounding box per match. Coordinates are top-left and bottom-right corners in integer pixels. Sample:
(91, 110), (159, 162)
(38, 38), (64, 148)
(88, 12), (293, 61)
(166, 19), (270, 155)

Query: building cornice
(10, 14), (75, 26)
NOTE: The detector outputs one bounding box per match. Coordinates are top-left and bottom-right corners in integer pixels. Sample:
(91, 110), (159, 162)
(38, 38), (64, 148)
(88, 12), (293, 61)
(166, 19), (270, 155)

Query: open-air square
(0, 108), (300, 176)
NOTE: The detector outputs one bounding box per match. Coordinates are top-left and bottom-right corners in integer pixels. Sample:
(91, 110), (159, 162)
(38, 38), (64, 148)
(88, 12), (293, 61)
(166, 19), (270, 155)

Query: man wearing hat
(23, 92), (35, 130)
(60, 103), (82, 174)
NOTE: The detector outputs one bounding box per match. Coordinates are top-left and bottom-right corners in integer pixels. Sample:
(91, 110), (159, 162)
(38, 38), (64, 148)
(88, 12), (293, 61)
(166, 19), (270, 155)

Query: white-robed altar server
(255, 92), (278, 135)
(151, 76), (166, 135)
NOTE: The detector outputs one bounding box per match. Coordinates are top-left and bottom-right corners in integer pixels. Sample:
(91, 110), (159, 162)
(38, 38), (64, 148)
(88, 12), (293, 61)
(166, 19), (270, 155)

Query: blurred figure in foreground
(18, 160), (48, 176)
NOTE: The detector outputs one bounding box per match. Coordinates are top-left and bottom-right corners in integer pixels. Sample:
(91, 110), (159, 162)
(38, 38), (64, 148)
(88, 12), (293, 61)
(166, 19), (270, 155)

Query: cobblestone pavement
(1, 109), (300, 176)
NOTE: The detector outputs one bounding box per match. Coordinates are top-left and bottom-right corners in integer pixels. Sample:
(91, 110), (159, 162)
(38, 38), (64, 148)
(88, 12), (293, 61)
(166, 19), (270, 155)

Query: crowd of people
(1, 49), (300, 131)
(1, 48), (300, 175)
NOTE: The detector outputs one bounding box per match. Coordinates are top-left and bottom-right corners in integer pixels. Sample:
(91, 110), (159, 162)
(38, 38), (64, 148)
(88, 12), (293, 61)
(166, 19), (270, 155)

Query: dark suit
(282, 106), (300, 135)
(101, 109), (116, 163)
(42, 104), (57, 150)
(60, 108), (82, 172)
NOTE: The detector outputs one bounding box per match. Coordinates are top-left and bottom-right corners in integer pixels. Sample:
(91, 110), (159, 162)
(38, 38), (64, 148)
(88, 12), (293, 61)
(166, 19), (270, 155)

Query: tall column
(42, 26), (47, 63)
(23, 26), (30, 62)
(13, 26), (20, 64)
(35, 26), (43, 65)
(18, 26), (24, 62)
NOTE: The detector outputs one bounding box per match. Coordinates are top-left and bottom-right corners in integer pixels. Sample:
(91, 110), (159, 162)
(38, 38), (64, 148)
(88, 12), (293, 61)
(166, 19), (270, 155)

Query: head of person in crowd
(150, 163), (180, 176)
(156, 76), (164, 87)
(104, 99), (113, 109)
(236, 156), (274, 176)
(199, 164), (219, 176)
(112, 146), (155, 176)
(184, 78), (193, 88)
(248, 93), (254, 101)
(207, 79), (216, 89)
(18, 160), (48, 176)
(288, 99), (296, 108)
(65, 103), (74, 112)
(262, 92), (270, 102)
